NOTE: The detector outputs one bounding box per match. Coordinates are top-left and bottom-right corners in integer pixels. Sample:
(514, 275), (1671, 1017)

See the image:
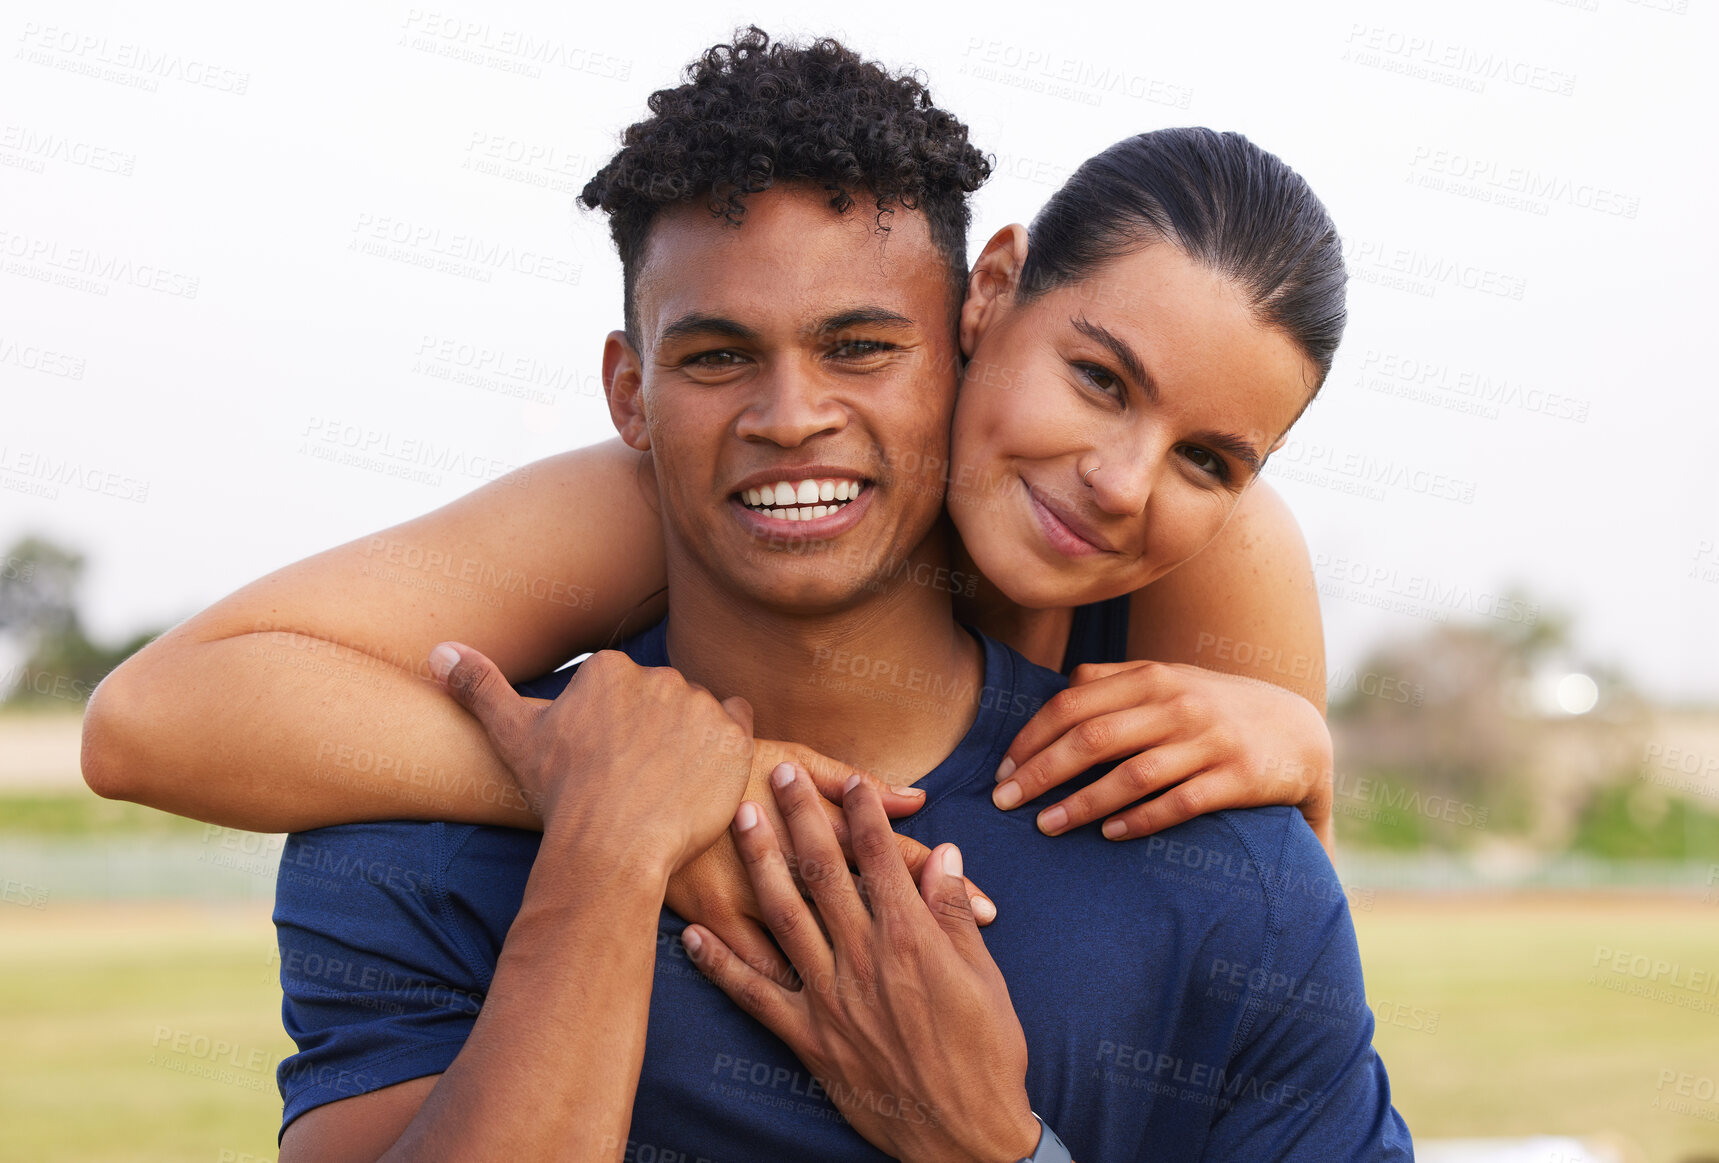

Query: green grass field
(3, 895), (1719, 1161)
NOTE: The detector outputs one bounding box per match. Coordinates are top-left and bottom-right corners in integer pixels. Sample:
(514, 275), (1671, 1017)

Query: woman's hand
(667, 740), (998, 987)
(683, 765), (1041, 1163)
(993, 660), (1336, 857)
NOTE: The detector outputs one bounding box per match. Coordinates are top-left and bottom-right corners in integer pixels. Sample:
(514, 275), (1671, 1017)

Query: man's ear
(604, 330), (650, 450)
(958, 224), (1029, 360)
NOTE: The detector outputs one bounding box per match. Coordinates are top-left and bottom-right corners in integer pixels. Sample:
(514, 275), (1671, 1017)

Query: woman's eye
(1180, 445), (1227, 478)
(1075, 363), (1123, 398)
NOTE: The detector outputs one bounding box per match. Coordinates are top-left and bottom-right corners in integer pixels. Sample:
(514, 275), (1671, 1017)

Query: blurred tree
(0, 534), (163, 710)
(1330, 592), (1649, 849)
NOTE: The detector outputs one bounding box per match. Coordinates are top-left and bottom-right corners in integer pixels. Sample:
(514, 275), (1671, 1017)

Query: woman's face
(948, 229), (1319, 610)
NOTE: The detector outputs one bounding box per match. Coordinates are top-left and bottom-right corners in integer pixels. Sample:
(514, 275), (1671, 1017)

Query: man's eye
(832, 340), (894, 358)
(687, 350), (743, 367)
(1075, 363), (1122, 398)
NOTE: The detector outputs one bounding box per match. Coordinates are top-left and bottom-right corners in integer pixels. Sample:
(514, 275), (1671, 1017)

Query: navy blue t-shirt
(274, 621), (1411, 1161)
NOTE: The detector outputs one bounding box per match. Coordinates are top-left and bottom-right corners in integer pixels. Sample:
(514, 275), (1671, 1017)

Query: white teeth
(743, 478), (865, 516)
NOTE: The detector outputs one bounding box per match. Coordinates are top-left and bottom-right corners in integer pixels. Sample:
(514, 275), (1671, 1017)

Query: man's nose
(734, 362), (847, 447)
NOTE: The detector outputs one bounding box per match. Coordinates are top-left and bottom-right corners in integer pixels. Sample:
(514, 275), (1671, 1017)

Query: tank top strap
(1059, 592), (1133, 674)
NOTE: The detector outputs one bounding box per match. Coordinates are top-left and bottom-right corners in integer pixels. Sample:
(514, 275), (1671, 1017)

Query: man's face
(613, 184), (960, 614)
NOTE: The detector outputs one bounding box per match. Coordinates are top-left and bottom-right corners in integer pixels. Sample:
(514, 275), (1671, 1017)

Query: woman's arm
(81, 438), (670, 832)
(993, 480), (1338, 854)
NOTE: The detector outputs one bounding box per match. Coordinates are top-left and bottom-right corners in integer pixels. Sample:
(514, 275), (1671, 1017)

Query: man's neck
(661, 530), (984, 787)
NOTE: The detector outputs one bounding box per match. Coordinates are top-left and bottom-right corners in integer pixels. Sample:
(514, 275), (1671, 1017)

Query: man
(272, 29), (1411, 1161)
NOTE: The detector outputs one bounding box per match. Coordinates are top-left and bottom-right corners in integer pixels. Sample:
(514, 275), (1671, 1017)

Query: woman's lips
(1026, 483), (1112, 558)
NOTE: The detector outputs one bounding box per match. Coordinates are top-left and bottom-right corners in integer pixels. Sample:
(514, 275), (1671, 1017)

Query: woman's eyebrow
(1071, 314), (1155, 401)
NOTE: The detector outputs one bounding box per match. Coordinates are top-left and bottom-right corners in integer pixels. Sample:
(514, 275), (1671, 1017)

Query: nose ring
(1082, 466), (1099, 487)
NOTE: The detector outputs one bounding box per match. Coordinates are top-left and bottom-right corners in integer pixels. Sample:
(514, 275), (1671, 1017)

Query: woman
(84, 127), (1344, 952)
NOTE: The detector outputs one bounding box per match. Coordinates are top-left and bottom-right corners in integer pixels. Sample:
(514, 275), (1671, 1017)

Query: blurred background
(2, 0), (1715, 1160)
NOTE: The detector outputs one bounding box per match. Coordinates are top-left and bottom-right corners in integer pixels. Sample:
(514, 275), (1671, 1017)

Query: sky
(3, 0), (1716, 702)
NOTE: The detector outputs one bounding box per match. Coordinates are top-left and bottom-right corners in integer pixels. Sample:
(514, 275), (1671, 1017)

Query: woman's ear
(958, 224), (1029, 360)
(603, 331), (650, 451)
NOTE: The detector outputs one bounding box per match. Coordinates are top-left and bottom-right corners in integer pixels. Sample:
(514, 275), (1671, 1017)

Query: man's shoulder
(1123, 805), (1352, 930)
(513, 618), (670, 701)
(275, 821), (539, 932)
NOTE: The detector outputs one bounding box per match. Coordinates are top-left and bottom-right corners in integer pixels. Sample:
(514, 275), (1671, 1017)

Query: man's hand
(683, 764), (1040, 1163)
(430, 641), (753, 874)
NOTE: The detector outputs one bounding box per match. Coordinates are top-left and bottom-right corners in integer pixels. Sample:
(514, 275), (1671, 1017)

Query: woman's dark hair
(582, 27), (992, 341)
(1018, 128), (1347, 387)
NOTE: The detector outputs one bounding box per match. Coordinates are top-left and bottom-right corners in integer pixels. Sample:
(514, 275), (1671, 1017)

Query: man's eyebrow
(1071, 314), (1154, 402)
(814, 307), (917, 335)
(658, 313), (762, 347)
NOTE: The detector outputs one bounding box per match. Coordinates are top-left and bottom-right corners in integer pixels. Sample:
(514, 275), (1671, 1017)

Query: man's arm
(275, 648), (757, 1161)
(282, 829), (671, 1162)
(1200, 815), (1413, 1161)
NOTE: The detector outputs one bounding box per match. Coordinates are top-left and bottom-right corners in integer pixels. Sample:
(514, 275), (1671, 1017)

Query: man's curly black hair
(580, 27), (992, 341)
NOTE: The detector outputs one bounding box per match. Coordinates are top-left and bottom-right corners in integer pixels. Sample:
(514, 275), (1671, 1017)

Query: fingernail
(942, 845), (963, 878)
(771, 763), (795, 789)
(736, 803), (760, 831)
(1102, 819), (1127, 840)
(995, 756), (1016, 783)
(681, 928), (703, 955)
(992, 781), (1022, 810)
(972, 895), (997, 924)
(843, 774), (863, 796)
(898, 786), (926, 798)
(428, 643), (460, 682)
(1037, 805), (1068, 835)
